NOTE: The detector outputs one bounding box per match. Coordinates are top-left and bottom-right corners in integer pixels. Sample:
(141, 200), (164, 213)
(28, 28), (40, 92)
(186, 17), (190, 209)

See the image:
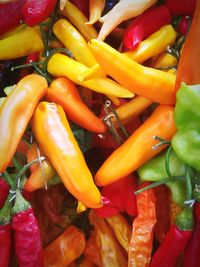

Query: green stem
(0, 195), (13, 225)
(34, 65), (52, 84)
(11, 61), (43, 71)
(134, 178), (171, 195)
(12, 189), (30, 215)
(40, 24), (49, 57)
(12, 156), (23, 171)
(165, 146), (174, 182)
(3, 171), (14, 187)
(185, 165), (193, 201)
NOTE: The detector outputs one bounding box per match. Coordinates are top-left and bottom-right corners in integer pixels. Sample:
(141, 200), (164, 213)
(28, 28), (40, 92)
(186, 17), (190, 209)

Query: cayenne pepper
(0, 178), (10, 208)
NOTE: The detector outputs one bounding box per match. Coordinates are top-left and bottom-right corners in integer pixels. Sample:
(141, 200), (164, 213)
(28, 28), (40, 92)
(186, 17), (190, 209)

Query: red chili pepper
(122, 5), (172, 51)
(0, 197), (12, 267)
(183, 203), (200, 267)
(25, 52), (40, 64)
(0, 0), (25, 36)
(12, 190), (43, 267)
(150, 208), (193, 267)
(177, 16), (190, 35)
(70, 0), (89, 18)
(0, 178), (9, 208)
(94, 175), (137, 217)
(165, 0), (197, 16)
(22, 0), (58, 27)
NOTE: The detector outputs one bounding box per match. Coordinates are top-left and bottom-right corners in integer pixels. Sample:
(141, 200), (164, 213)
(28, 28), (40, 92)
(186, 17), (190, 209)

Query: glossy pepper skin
(0, 0), (25, 36)
(95, 105), (176, 186)
(43, 225), (86, 267)
(122, 5), (171, 51)
(88, 39), (176, 104)
(165, 0), (197, 16)
(22, 0), (58, 26)
(0, 178), (9, 208)
(87, 0), (105, 25)
(175, 0), (200, 90)
(128, 183), (156, 267)
(31, 101), (102, 209)
(0, 74), (48, 173)
(46, 77), (106, 133)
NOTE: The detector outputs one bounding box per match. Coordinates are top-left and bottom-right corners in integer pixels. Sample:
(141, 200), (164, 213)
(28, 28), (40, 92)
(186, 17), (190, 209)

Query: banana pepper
(0, 74), (48, 173)
(0, 26), (44, 60)
(31, 101), (102, 209)
(88, 39), (176, 104)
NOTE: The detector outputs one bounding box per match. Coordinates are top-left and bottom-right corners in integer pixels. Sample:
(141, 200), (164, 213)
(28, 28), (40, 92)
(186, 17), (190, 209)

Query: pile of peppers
(0, 0), (200, 266)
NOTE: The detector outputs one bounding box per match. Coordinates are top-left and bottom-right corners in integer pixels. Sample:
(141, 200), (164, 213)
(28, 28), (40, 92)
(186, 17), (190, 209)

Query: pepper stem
(12, 189), (30, 215)
(0, 195), (12, 225)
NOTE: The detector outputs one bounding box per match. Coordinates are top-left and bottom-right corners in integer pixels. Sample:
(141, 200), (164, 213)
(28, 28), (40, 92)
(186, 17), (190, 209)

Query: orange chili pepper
(31, 101), (102, 209)
(128, 183), (156, 267)
(0, 74), (48, 173)
(95, 105), (176, 186)
(43, 225), (86, 267)
(46, 77), (106, 133)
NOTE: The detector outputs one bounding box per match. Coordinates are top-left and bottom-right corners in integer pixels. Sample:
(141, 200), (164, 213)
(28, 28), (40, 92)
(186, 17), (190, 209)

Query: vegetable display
(0, 0), (199, 266)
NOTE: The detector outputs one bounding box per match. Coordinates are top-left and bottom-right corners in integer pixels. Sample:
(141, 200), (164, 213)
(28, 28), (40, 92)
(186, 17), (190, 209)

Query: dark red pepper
(122, 5), (172, 51)
(0, 178), (10, 208)
(25, 52), (40, 64)
(183, 203), (200, 267)
(0, 0), (25, 36)
(70, 0), (89, 18)
(12, 190), (43, 267)
(0, 197), (12, 267)
(94, 175), (137, 217)
(150, 208), (193, 267)
(165, 0), (197, 16)
(22, 0), (58, 27)
(177, 16), (190, 35)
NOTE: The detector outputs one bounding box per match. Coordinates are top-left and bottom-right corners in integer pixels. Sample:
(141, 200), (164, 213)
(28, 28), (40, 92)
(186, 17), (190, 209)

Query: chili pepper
(169, 200), (183, 224)
(26, 52), (40, 64)
(184, 203), (200, 267)
(0, 74), (48, 173)
(106, 213), (132, 253)
(89, 210), (128, 267)
(176, 16), (190, 36)
(94, 175), (137, 217)
(70, 0), (89, 18)
(88, 39), (176, 104)
(47, 53), (134, 98)
(0, 178), (10, 208)
(22, 0), (58, 27)
(31, 101), (102, 208)
(122, 5), (171, 52)
(150, 207), (194, 267)
(165, 0), (197, 16)
(60, 1), (98, 41)
(86, 0), (105, 25)
(128, 182), (156, 267)
(172, 84), (200, 171)
(138, 150), (187, 206)
(98, 0), (157, 41)
(0, 0), (25, 36)
(175, 0), (200, 90)
(124, 24), (177, 64)
(0, 197), (12, 267)
(0, 26), (44, 60)
(151, 52), (178, 70)
(43, 225), (86, 267)
(53, 19), (97, 67)
(12, 190), (43, 267)
(95, 105), (176, 186)
(46, 77), (106, 133)
(83, 230), (102, 267)
(154, 185), (171, 244)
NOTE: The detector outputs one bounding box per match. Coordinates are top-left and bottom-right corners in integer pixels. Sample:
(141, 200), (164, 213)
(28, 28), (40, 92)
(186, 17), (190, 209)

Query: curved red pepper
(0, 0), (25, 36)
(165, 0), (197, 16)
(0, 224), (11, 267)
(122, 5), (172, 51)
(22, 0), (58, 27)
(0, 179), (9, 209)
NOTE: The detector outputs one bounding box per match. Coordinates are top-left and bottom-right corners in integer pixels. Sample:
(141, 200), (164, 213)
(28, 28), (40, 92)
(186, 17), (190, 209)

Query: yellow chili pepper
(0, 74), (48, 173)
(47, 53), (134, 98)
(89, 211), (127, 267)
(88, 39), (176, 104)
(78, 64), (105, 82)
(151, 52), (178, 70)
(0, 24), (26, 40)
(106, 214), (132, 253)
(0, 26), (44, 60)
(31, 101), (102, 209)
(60, 1), (98, 41)
(86, 0), (105, 25)
(124, 24), (177, 64)
(53, 19), (97, 67)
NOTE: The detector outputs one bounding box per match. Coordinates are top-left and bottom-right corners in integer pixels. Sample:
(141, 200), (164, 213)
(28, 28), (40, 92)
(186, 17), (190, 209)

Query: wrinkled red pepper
(70, 0), (89, 17)
(22, 0), (58, 27)
(0, 0), (25, 36)
(12, 190), (43, 267)
(94, 175), (137, 217)
(184, 203), (200, 267)
(165, 0), (197, 16)
(0, 178), (9, 208)
(122, 5), (172, 51)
